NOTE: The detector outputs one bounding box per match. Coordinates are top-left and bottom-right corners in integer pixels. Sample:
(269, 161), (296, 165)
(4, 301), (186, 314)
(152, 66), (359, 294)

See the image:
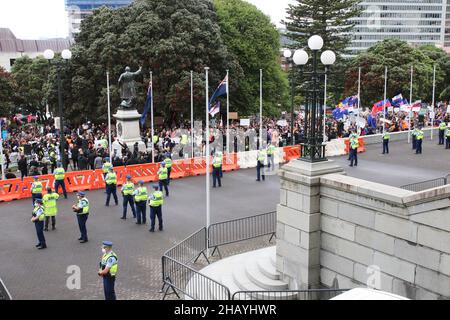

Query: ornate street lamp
(298, 35), (335, 162)
(44, 48), (72, 169)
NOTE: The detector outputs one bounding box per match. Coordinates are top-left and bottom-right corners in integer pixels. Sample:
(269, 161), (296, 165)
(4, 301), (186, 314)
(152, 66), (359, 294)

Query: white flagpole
(357, 67), (361, 134)
(383, 66), (387, 134)
(226, 69), (230, 154)
(431, 64), (436, 141)
(0, 137), (5, 180)
(191, 70), (194, 158)
(323, 71), (327, 143)
(408, 65), (413, 144)
(205, 67), (210, 257)
(106, 71), (112, 157)
(150, 71), (155, 163)
(259, 69), (263, 146)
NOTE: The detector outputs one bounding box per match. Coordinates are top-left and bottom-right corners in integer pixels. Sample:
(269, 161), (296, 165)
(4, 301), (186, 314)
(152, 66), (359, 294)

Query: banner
(240, 119), (250, 126)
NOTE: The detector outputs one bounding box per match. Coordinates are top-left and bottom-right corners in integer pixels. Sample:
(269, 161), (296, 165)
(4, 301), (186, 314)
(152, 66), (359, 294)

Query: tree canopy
(0, 67), (14, 116)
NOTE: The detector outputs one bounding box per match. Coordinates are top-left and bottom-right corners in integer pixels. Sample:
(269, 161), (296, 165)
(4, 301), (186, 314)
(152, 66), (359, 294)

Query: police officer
(212, 151), (222, 188)
(134, 180), (148, 225)
(267, 143), (276, 171)
(217, 150), (223, 178)
(98, 241), (118, 300)
(158, 162), (169, 197)
(120, 175), (136, 220)
(256, 148), (266, 182)
(43, 187), (59, 231)
(54, 163), (67, 199)
(148, 185), (164, 232)
(49, 148), (57, 173)
(31, 176), (43, 205)
(31, 199), (46, 249)
(164, 153), (172, 185)
(349, 132), (360, 167)
(72, 191), (90, 243)
(102, 158), (113, 178)
(105, 167), (118, 206)
(439, 121), (447, 145)
(180, 133), (188, 156)
(411, 126), (418, 150)
(446, 124), (450, 149)
(415, 127), (424, 154)
(382, 130), (390, 154)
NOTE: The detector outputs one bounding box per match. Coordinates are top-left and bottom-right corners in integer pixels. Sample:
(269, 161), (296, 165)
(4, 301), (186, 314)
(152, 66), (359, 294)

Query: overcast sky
(0, 0), (295, 39)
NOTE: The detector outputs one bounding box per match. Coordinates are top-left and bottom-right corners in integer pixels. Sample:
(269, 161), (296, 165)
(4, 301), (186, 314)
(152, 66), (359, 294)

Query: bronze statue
(118, 66), (142, 109)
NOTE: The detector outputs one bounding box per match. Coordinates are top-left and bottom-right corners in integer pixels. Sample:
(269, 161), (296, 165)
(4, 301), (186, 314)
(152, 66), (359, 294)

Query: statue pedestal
(113, 108), (146, 153)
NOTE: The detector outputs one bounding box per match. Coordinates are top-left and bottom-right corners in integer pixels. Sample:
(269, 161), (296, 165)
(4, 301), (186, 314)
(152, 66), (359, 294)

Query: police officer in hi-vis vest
(212, 151), (222, 188)
(43, 187), (59, 231)
(382, 130), (390, 155)
(148, 185), (164, 232)
(72, 192), (90, 243)
(256, 148), (266, 182)
(53, 163), (67, 199)
(98, 241), (118, 300)
(120, 175), (136, 220)
(134, 180), (148, 225)
(31, 176), (43, 206)
(105, 167), (118, 206)
(164, 153), (172, 185)
(158, 161), (169, 197)
(439, 121), (447, 145)
(31, 199), (47, 249)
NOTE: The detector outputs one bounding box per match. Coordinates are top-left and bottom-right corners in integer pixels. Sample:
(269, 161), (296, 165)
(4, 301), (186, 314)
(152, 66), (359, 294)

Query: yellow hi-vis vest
(383, 132), (390, 140)
(213, 156), (222, 168)
(158, 167), (168, 180)
(149, 191), (164, 207)
(416, 130), (424, 140)
(31, 181), (43, 194)
(164, 158), (172, 168)
(446, 130), (450, 137)
(102, 162), (113, 173)
(134, 187), (148, 202)
(440, 122), (447, 130)
(267, 145), (275, 155)
(33, 205), (45, 222)
(350, 137), (360, 149)
(105, 172), (117, 185)
(181, 134), (188, 145)
(121, 182), (135, 196)
(257, 150), (266, 162)
(54, 168), (65, 181)
(152, 135), (159, 144)
(77, 197), (89, 214)
(100, 251), (118, 277)
(43, 192), (59, 216)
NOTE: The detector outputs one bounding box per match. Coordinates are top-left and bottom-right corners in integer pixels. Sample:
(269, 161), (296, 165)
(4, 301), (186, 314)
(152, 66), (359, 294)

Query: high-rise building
(66, 0), (133, 39)
(349, 0), (447, 54)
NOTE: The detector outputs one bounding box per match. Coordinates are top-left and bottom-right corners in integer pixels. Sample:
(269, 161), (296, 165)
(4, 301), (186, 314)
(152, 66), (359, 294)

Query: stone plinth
(276, 159), (344, 290)
(113, 108), (146, 152)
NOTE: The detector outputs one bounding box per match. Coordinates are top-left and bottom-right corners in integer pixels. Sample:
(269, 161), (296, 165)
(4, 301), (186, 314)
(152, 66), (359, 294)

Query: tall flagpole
(357, 67), (361, 134)
(226, 69), (230, 154)
(190, 70), (194, 158)
(0, 136), (5, 180)
(323, 70), (327, 143)
(259, 69), (263, 147)
(205, 67), (210, 257)
(150, 71), (155, 163)
(431, 64), (436, 141)
(408, 65), (413, 144)
(106, 71), (112, 157)
(383, 66), (387, 134)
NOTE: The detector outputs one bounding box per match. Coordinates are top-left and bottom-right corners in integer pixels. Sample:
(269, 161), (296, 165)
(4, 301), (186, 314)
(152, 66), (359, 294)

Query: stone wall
(276, 159), (450, 299)
(319, 174), (450, 299)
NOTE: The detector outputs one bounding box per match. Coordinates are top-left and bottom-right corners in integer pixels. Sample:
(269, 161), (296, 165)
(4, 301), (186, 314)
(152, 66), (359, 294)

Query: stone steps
(245, 259), (288, 290)
(257, 257), (281, 280)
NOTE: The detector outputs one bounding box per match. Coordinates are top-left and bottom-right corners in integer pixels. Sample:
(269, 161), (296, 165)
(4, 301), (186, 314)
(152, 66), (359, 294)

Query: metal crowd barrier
(400, 174), (450, 192)
(0, 278), (12, 300)
(231, 288), (349, 300)
(207, 211), (276, 259)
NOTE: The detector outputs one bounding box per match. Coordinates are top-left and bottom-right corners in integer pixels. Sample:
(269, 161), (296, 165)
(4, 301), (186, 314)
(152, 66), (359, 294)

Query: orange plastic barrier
(283, 146), (301, 162)
(20, 175), (54, 199)
(91, 169), (106, 190)
(222, 153), (239, 172)
(127, 163), (159, 183)
(65, 171), (94, 193)
(0, 178), (22, 202)
(113, 166), (128, 186)
(190, 157), (207, 176)
(344, 138), (365, 154)
(170, 160), (190, 179)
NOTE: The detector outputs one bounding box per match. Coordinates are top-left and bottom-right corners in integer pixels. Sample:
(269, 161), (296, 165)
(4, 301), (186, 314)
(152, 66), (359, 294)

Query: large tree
(344, 39), (447, 107)
(70, 0), (241, 124)
(214, 0), (289, 116)
(0, 67), (15, 116)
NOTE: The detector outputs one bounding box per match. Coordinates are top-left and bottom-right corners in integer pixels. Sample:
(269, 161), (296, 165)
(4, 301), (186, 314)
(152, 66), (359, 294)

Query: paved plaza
(1, 139), (449, 299)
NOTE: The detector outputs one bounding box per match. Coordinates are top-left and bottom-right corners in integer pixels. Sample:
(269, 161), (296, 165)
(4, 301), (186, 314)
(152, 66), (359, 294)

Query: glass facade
(348, 0), (447, 54)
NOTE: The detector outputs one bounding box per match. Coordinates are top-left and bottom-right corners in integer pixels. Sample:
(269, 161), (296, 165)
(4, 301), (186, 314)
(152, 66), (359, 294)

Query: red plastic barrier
(91, 169), (106, 190)
(283, 146), (301, 162)
(222, 153), (239, 172)
(127, 163), (158, 183)
(190, 157), (207, 176)
(65, 171), (94, 193)
(20, 175), (55, 199)
(0, 178), (22, 202)
(170, 160), (190, 179)
(113, 166), (128, 186)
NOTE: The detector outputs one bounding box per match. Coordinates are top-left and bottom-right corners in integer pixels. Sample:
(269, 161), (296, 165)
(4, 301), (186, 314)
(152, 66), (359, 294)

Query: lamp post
(44, 48), (72, 170)
(293, 35), (335, 162)
(283, 49), (296, 146)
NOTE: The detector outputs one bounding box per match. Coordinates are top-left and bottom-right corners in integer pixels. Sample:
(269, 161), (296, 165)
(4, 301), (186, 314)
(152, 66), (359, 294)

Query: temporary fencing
(0, 146), (305, 202)
(344, 137), (366, 154)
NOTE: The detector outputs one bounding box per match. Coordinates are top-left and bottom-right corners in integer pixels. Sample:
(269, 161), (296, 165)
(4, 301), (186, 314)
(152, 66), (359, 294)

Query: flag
(367, 114), (377, 128)
(209, 101), (221, 117)
(411, 100), (422, 112)
(209, 75), (228, 115)
(392, 94), (404, 107)
(140, 80), (152, 126)
(372, 99), (391, 115)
